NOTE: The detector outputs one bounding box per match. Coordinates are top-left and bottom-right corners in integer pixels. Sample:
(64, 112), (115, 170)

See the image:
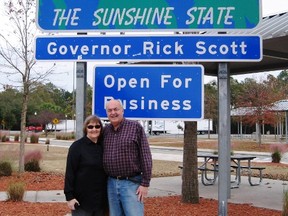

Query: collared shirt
(103, 118), (152, 187)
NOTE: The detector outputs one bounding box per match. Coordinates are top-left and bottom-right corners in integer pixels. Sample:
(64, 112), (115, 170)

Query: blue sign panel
(93, 65), (204, 120)
(36, 0), (261, 32)
(35, 35), (262, 62)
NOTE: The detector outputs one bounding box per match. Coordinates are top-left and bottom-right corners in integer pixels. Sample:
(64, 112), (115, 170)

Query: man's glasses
(87, 125), (101, 129)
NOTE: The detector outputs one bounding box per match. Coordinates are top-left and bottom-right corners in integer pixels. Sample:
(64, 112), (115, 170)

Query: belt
(110, 176), (130, 180)
(110, 173), (141, 180)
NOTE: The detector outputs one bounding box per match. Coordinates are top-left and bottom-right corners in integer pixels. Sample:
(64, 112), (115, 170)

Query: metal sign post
(75, 62), (87, 139)
(218, 63), (231, 216)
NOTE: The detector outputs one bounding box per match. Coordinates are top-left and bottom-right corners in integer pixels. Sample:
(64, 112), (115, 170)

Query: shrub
(24, 150), (42, 172)
(271, 144), (285, 163)
(272, 150), (282, 163)
(0, 161), (13, 177)
(30, 133), (39, 143)
(14, 134), (20, 142)
(6, 182), (25, 201)
(1, 134), (6, 142)
(24, 159), (41, 172)
(56, 132), (75, 140)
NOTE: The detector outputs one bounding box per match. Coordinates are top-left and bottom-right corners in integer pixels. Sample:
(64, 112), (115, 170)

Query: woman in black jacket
(64, 115), (108, 216)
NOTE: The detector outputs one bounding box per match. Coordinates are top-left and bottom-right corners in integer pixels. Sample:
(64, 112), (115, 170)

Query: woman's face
(86, 120), (101, 142)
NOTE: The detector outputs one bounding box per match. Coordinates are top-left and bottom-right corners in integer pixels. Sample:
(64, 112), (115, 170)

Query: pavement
(0, 175), (287, 211)
(1, 137), (288, 212)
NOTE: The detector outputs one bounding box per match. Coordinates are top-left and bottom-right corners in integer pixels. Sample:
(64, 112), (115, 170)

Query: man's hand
(136, 185), (148, 202)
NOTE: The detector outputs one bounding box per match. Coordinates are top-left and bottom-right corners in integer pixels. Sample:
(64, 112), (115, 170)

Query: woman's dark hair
(82, 115), (103, 138)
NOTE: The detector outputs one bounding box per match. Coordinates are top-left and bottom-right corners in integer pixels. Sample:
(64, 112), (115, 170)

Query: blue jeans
(108, 175), (144, 216)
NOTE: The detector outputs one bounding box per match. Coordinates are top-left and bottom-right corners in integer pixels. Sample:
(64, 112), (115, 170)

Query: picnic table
(197, 153), (265, 188)
(196, 153), (265, 188)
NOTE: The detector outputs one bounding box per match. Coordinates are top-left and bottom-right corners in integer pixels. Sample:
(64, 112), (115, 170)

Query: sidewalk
(0, 175), (286, 211)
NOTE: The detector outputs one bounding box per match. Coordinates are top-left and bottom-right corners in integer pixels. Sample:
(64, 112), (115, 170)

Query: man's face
(106, 100), (124, 127)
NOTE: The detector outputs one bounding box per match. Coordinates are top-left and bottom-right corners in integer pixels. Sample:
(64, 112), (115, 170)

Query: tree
(181, 121), (199, 203)
(0, 0), (55, 172)
(86, 84), (93, 116)
(204, 81), (218, 136)
(0, 86), (22, 130)
(28, 109), (63, 136)
(235, 78), (280, 145)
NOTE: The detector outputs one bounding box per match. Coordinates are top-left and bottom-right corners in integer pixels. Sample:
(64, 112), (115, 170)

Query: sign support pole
(75, 61), (87, 139)
(285, 111), (288, 144)
(217, 62), (231, 216)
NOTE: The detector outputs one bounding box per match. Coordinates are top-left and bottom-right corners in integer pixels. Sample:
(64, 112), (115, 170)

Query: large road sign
(35, 35), (262, 62)
(36, 0), (261, 32)
(93, 65), (204, 120)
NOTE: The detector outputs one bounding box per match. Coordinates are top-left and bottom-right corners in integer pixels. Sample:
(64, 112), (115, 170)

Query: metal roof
(271, 99), (288, 112)
(231, 99), (288, 116)
(230, 107), (254, 116)
(207, 12), (288, 39)
(202, 12), (288, 76)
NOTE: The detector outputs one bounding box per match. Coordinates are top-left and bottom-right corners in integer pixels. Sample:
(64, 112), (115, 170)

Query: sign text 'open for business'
(94, 65), (204, 120)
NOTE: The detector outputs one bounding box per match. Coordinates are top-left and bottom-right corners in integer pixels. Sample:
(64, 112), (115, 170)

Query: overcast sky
(0, 0), (287, 92)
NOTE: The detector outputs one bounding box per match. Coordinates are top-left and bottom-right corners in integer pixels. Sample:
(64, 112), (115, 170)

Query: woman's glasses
(87, 125), (101, 129)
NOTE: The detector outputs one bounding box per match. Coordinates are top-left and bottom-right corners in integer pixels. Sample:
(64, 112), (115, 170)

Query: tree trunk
(256, 122), (262, 146)
(19, 87), (29, 173)
(181, 121), (199, 203)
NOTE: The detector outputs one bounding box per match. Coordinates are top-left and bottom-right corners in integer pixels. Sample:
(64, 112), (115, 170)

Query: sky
(0, 0), (288, 92)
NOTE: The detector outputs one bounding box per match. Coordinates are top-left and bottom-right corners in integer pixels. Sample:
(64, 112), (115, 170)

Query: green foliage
(14, 134), (20, 142)
(271, 144), (285, 163)
(24, 150), (42, 172)
(6, 182), (25, 202)
(1, 134), (7, 142)
(29, 133), (39, 143)
(271, 150), (282, 163)
(24, 159), (41, 172)
(0, 88), (21, 130)
(0, 161), (13, 177)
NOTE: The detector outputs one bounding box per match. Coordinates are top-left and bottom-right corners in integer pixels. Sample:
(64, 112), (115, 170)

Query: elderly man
(103, 99), (152, 216)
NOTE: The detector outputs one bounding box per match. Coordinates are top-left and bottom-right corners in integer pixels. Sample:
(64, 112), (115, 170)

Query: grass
(0, 135), (288, 180)
(149, 135), (288, 153)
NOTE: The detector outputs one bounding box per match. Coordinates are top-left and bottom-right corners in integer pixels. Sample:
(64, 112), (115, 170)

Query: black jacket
(64, 136), (107, 212)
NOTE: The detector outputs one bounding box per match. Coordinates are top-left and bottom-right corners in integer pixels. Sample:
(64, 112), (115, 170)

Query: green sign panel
(36, 0), (261, 32)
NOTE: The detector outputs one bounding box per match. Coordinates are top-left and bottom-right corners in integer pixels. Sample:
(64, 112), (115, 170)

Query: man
(103, 99), (152, 216)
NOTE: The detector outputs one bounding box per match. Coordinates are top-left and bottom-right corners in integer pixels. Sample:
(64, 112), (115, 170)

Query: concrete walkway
(0, 175), (286, 211)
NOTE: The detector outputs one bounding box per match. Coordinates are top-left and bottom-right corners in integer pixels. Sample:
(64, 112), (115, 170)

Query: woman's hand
(67, 198), (80, 210)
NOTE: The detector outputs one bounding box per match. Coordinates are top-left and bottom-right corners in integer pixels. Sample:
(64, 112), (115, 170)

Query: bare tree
(0, 0), (55, 172)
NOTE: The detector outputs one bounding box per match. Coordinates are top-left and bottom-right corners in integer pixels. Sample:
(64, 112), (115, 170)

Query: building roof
(231, 99), (288, 116)
(202, 12), (288, 76)
(271, 99), (288, 112)
(230, 107), (254, 116)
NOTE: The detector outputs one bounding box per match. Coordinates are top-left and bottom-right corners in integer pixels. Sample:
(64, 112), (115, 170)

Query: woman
(64, 115), (108, 216)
